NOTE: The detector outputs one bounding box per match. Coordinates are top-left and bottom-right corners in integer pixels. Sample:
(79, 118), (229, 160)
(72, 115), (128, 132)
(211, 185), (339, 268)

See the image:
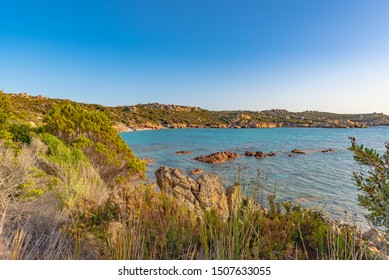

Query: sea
(121, 126), (389, 228)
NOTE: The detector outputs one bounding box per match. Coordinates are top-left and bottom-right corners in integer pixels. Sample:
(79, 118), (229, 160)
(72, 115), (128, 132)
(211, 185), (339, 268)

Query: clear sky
(1, 0), (388, 113)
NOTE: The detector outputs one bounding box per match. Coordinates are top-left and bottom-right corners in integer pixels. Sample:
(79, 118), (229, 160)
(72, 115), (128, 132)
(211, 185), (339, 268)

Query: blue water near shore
(121, 127), (389, 227)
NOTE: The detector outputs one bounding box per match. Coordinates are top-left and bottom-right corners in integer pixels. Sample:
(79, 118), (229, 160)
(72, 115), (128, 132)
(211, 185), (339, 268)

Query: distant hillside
(7, 92), (389, 131)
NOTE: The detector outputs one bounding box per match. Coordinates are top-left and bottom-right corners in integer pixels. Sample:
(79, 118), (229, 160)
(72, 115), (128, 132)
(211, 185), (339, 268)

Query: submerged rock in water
(176, 150), (192, 154)
(244, 151), (254, 156)
(194, 151), (240, 164)
(321, 149), (335, 153)
(190, 168), (203, 175)
(155, 166), (229, 219)
(291, 149), (306, 154)
(254, 151), (268, 158)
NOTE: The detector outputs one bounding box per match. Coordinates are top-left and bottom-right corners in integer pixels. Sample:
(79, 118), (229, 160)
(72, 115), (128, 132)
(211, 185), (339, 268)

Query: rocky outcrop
(155, 166), (229, 219)
(196, 174), (229, 219)
(291, 149), (306, 154)
(246, 151), (276, 158)
(136, 103), (203, 112)
(225, 184), (242, 216)
(195, 152), (240, 164)
(155, 167), (202, 215)
(169, 123), (188, 129)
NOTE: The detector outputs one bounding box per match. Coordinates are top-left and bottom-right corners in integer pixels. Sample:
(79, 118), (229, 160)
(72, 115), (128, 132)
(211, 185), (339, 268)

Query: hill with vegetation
(6, 92), (389, 131)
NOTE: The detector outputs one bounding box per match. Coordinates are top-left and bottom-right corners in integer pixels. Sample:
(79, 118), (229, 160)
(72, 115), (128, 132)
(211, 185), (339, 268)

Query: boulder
(225, 184), (242, 216)
(19, 93), (30, 98)
(196, 174), (229, 220)
(267, 152), (277, 157)
(321, 149), (335, 153)
(291, 149), (306, 154)
(244, 151), (254, 156)
(155, 166), (201, 214)
(194, 151), (240, 164)
(155, 166), (229, 219)
(363, 228), (388, 251)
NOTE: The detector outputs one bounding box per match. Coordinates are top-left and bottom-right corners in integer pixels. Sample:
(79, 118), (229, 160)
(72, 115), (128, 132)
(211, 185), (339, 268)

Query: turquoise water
(121, 127), (389, 227)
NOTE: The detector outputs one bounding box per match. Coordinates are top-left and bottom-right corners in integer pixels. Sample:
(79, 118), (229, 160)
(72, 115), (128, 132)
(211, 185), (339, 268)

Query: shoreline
(118, 124), (389, 133)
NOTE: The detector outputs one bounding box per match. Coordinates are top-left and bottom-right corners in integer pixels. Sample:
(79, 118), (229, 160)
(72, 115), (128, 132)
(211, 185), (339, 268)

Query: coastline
(117, 124), (389, 133)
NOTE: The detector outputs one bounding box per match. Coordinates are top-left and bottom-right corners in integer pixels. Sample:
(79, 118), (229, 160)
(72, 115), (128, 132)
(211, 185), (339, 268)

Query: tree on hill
(349, 137), (389, 235)
(44, 103), (146, 184)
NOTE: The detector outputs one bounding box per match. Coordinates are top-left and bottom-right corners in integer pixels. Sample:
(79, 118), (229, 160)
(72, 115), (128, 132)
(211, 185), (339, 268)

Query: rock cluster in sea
(194, 151), (240, 164)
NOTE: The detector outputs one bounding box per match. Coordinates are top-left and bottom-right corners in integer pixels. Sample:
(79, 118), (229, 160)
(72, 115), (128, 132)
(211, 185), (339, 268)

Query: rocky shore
(155, 166), (389, 259)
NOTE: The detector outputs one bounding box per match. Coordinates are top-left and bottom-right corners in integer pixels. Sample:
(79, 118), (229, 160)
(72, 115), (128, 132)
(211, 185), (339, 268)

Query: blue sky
(1, 0), (388, 113)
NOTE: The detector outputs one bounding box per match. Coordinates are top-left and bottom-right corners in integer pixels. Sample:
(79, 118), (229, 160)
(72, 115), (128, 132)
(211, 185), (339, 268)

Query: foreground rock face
(225, 184), (242, 216)
(155, 166), (229, 219)
(155, 166), (201, 215)
(196, 174), (229, 218)
(194, 151), (240, 164)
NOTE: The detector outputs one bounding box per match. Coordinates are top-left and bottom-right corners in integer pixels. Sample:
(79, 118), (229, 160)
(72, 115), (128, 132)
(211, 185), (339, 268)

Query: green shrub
(44, 103), (146, 184)
(8, 124), (33, 144)
(349, 137), (389, 234)
(0, 91), (12, 130)
(40, 133), (88, 166)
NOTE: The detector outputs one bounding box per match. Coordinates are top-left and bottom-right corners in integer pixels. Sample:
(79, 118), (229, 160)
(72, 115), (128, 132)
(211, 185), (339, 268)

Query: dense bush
(44, 103), (146, 184)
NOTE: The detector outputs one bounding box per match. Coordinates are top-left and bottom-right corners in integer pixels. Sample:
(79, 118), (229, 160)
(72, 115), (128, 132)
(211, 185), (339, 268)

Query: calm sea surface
(121, 127), (389, 227)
